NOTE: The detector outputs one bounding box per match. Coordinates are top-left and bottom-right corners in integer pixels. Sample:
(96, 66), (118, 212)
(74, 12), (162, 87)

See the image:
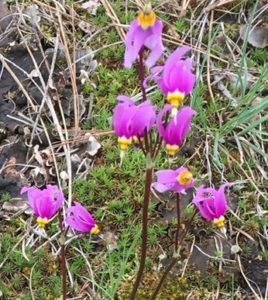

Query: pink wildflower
(21, 185), (64, 228)
(157, 104), (196, 156)
(113, 95), (156, 151)
(124, 4), (164, 68)
(192, 184), (230, 228)
(152, 167), (194, 193)
(65, 202), (99, 234)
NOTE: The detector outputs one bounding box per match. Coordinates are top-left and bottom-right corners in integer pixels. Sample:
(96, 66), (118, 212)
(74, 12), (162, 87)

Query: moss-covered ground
(0, 0), (268, 299)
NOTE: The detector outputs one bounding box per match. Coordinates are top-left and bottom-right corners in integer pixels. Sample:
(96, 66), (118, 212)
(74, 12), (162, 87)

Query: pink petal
(65, 203), (96, 233)
(145, 42), (164, 69)
(214, 184), (229, 217)
(163, 46), (191, 87)
(131, 101), (156, 137)
(124, 25), (149, 68)
(155, 170), (178, 184)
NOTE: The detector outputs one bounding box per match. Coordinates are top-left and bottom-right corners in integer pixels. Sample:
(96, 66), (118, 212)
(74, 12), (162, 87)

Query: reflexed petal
(143, 66), (163, 89)
(73, 202), (96, 224)
(145, 42), (164, 69)
(124, 20), (139, 47)
(194, 201), (214, 220)
(124, 18), (164, 68)
(214, 184), (229, 217)
(175, 106), (196, 144)
(144, 20), (164, 68)
(36, 194), (54, 219)
(155, 170), (177, 184)
(152, 182), (170, 193)
(65, 215), (91, 232)
(153, 167), (194, 194)
(21, 185), (64, 219)
(21, 187), (40, 216)
(162, 46), (191, 86)
(193, 184), (230, 221)
(117, 95), (134, 105)
(65, 202), (96, 233)
(46, 185), (64, 215)
(124, 25), (149, 68)
(131, 101), (156, 136)
(113, 101), (135, 138)
(151, 45), (196, 97)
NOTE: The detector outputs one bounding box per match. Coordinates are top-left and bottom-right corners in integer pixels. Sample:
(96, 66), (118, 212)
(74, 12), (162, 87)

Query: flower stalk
(130, 160), (154, 300)
(150, 210), (197, 300)
(58, 211), (67, 300)
(175, 193), (181, 252)
(139, 50), (147, 102)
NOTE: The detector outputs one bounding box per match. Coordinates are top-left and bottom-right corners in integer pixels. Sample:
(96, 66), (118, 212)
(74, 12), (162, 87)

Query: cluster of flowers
(153, 169), (230, 229)
(113, 4), (230, 228)
(21, 185), (99, 234)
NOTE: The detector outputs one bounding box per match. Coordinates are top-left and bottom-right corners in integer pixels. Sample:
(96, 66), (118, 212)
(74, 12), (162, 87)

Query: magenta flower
(192, 184), (230, 228)
(152, 167), (194, 193)
(113, 95), (156, 150)
(65, 202), (99, 234)
(159, 46), (195, 108)
(21, 185), (64, 228)
(148, 46), (195, 108)
(157, 104), (196, 156)
(124, 7), (164, 68)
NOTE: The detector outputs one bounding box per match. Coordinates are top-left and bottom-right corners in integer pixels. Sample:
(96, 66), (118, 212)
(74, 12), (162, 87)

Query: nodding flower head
(65, 202), (99, 234)
(124, 3), (164, 69)
(147, 46), (195, 109)
(157, 104), (196, 156)
(21, 185), (64, 228)
(192, 184), (231, 228)
(159, 46), (195, 108)
(113, 96), (156, 151)
(152, 167), (194, 194)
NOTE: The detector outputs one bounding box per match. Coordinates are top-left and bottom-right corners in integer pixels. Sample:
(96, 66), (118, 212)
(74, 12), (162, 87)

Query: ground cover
(0, 0), (268, 299)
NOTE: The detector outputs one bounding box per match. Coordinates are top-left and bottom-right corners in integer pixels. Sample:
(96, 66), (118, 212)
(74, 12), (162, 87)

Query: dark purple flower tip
(65, 202), (99, 234)
(21, 185), (64, 224)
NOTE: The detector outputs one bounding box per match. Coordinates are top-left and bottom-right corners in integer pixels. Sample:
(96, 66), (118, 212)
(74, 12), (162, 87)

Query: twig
(29, 262), (37, 300)
(237, 255), (263, 300)
(100, 0), (125, 40)
(204, 0), (241, 12)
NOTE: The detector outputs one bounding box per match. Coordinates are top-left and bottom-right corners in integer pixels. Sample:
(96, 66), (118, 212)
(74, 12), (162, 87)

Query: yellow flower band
(90, 224), (100, 235)
(133, 136), (140, 144)
(118, 137), (132, 151)
(167, 91), (185, 108)
(37, 217), (49, 228)
(213, 216), (225, 228)
(165, 144), (179, 156)
(177, 170), (193, 185)
(137, 3), (156, 30)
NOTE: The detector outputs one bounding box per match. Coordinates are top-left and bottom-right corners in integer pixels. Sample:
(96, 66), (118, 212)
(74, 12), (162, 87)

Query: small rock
(2, 198), (28, 212)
